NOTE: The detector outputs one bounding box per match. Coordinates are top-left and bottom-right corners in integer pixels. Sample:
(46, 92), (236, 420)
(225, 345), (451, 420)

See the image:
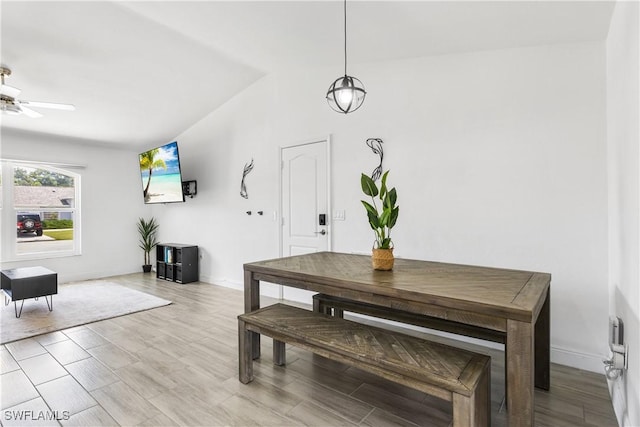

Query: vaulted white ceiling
(1, 1), (615, 149)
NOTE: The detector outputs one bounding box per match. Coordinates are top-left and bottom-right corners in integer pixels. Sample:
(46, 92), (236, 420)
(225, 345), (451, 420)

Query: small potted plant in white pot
(361, 170), (399, 270)
(137, 217), (159, 273)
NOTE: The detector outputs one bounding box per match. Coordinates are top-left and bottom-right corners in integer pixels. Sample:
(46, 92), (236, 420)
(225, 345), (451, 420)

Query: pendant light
(326, 0), (366, 114)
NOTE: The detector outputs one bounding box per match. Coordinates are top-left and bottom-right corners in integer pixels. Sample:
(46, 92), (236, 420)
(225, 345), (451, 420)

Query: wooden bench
(313, 293), (506, 344)
(238, 303), (491, 427)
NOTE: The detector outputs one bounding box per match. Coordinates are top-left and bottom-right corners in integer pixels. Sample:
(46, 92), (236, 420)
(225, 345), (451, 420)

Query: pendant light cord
(326, 0), (365, 113)
(344, 0), (348, 76)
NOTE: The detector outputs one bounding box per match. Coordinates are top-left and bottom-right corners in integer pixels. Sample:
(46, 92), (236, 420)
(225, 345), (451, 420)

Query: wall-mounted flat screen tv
(139, 141), (185, 204)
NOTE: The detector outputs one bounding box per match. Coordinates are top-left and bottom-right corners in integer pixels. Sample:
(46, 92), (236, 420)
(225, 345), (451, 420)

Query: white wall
(150, 76), (281, 296)
(157, 41), (609, 372)
(606, 1), (640, 425)
(0, 129), (147, 283)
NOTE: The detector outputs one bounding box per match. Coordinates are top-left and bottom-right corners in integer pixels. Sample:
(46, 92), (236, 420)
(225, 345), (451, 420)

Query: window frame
(1, 160), (82, 261)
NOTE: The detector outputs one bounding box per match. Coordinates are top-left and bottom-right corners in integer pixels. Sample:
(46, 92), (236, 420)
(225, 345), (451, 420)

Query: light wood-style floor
(0, 273), (618, 427)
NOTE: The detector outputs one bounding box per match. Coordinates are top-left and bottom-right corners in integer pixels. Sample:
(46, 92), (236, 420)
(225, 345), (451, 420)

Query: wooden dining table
(244, 251), (551, 427)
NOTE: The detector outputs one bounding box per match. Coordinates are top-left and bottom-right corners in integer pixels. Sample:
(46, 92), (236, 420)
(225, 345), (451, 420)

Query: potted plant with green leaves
(137, 217), (159, 273)
(361, 170), (399, 270)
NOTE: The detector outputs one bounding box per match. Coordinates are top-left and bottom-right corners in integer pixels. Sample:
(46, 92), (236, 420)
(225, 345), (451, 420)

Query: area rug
(1, 281), (171, 344)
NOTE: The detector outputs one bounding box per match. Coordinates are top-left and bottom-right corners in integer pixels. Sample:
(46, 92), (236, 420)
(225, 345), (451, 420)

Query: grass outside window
(43, 229), (73, 240)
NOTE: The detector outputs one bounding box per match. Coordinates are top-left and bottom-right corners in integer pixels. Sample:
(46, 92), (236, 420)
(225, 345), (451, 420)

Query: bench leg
(313, 298), (331, 315)
(312, 297), (322, 313)
(452, 363), (491, 427)
(313, 298), (344, 318)
(238, 319), (253, 384)
(273, 340), (286, 366)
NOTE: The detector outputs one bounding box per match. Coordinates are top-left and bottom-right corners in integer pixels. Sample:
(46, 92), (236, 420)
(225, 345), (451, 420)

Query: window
(1, 161), (81, 260)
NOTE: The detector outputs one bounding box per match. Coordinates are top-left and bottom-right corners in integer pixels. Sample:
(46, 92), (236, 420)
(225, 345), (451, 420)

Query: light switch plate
(333, 210), (346, 221)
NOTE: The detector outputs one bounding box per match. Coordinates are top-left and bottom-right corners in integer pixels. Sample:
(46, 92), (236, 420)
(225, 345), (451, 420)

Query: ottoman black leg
(14, 300), (25, 318)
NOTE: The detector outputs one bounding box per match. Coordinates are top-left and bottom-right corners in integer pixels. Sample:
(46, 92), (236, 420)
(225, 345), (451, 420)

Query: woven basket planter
(372, 248), (394, 271)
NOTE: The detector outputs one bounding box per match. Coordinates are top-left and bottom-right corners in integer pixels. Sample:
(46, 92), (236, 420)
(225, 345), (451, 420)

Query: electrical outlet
(610, 316), (624, 350)
(604, 316), (628, 379)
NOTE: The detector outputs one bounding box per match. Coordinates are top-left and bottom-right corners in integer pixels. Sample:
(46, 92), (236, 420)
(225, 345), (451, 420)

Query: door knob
(314, 230), (327, 235)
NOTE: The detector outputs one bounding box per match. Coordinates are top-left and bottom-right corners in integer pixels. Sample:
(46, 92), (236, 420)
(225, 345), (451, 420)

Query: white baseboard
(62, 268), (140, 284)
(550, 345), (606, 373)
(200, 274), (236, 289)
(204, 277), (281, 299)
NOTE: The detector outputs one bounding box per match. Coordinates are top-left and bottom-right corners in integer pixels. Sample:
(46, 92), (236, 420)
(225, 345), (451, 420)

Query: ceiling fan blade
(0, 84), (21, 98)
(19, 105), (44, 118)
(20, 100), (75, 111)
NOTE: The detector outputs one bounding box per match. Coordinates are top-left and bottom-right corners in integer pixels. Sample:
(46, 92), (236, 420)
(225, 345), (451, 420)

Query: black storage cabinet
(156, 244), (199, 284)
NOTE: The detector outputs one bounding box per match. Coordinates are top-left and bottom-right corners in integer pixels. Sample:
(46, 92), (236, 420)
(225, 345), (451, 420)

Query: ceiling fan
(1, 67), (75, 118)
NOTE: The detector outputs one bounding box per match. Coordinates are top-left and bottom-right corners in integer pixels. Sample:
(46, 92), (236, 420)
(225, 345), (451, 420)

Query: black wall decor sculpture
(240, 159), (254, 199)
(366, 138), (384, 181)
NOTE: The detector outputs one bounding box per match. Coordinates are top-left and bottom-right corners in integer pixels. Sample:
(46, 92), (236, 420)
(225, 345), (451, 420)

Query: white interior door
(280, 139), (330, 302)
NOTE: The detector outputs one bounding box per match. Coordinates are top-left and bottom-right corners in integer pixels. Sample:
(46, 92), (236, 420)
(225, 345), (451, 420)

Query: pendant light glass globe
(327, 75), (366, 114)
(326, 0), (366, 114)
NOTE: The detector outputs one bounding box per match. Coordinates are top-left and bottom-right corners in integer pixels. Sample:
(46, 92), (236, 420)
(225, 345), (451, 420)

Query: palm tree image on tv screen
(139, 141), (185, 204)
